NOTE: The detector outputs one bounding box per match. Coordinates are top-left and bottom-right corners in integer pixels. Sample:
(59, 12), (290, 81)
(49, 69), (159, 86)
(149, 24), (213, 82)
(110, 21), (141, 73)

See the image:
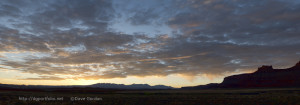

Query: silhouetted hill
(181, 83), (219, 89)
(90, 83), (173, 89)
(0, 83), (173, 91)
(182, 61), (300, 89)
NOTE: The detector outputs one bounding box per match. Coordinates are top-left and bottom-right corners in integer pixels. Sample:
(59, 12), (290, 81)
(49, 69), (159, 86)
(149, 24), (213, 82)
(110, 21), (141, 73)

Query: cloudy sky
(0, 0), (300, 87)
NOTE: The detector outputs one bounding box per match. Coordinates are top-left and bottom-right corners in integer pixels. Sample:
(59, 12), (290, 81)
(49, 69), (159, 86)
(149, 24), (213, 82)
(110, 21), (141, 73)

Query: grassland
(0, 88), (300, 105)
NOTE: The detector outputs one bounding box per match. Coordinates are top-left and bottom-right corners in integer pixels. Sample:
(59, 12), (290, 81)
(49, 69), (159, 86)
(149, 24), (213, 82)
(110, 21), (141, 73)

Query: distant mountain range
(90, 83), (173, 89)
(182, 61), (300, 89)
(0, 83), (173, 90)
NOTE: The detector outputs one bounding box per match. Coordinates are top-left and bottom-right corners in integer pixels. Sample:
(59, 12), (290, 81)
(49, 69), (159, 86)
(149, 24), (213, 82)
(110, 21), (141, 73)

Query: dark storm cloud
(0, 0), (299, 80)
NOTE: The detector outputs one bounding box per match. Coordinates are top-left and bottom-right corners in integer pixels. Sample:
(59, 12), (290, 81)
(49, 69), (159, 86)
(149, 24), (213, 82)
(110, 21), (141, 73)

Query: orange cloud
(139, 52), (210, 62)
(168, 56), (192, 60)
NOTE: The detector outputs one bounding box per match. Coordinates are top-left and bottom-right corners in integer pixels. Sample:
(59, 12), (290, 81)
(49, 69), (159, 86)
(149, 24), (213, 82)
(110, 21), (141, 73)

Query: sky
(0, 0), (300, 88)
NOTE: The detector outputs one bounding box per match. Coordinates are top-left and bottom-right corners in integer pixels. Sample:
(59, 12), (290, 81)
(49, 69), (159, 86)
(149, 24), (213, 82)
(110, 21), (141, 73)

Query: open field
(1, 88), (300, 105)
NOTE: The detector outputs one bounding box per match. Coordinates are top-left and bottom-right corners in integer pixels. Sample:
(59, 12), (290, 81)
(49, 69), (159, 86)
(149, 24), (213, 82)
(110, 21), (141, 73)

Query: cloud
(0, 4), (21, 17)
(114, 0), (179, 26)
(0, 0), (299, 81)
(21, 76), (65, 80)
(126, 8), (159, 25)
(167, 0), (300, 45)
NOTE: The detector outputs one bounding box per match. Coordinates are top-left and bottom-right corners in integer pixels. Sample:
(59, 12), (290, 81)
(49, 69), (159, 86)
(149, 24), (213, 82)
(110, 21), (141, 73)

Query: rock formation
(182, 61), (300, 89)
(220, 61), (300, 88)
